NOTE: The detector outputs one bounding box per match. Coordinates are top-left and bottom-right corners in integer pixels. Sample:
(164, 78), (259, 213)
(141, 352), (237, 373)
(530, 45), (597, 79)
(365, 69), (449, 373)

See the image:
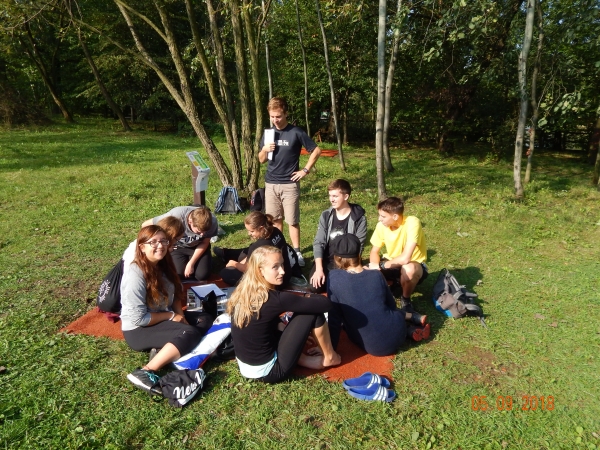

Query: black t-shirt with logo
(326, 214), (350, 267)
(260, 124), (317, 184)
(247, 227), (292, 275)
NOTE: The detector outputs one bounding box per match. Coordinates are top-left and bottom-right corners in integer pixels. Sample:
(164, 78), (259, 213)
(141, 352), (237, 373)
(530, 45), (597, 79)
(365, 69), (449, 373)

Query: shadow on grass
(350, 148), (592, 197)
(0, 127), (201, 172)
(213, 219), (246, 236)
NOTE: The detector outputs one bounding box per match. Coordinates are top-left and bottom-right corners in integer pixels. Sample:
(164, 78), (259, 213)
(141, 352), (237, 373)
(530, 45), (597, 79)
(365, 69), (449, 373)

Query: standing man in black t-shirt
(258, 97), (322, 267)
(309, 179), (367, 293)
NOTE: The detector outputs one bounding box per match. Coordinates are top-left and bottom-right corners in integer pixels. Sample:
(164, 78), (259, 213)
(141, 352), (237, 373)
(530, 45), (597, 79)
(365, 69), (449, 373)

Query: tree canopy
(1, 0), (599, 191)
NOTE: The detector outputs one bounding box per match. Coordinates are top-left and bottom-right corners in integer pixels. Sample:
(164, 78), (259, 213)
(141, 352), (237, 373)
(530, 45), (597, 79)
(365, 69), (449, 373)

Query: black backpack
(432, 268), (486, 327)
(97, 259), (124, 313)
(214, 186), (243, 214)
(250, 188), (265, 212)
(157, 369), (206, 408)
(284, 244), (303, 278)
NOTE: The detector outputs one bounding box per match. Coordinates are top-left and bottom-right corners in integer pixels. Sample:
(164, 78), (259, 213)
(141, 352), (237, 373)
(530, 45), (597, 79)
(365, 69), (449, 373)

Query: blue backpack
(214, 187), (243, 214)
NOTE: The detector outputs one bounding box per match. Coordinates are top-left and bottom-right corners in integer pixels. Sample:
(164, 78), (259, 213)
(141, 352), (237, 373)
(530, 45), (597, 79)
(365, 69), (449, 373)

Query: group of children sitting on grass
(120, 179), (431, 394)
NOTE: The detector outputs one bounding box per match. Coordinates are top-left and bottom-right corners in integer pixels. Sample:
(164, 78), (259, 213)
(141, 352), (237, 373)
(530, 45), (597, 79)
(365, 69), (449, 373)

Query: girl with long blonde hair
(227, 246), (340, 383)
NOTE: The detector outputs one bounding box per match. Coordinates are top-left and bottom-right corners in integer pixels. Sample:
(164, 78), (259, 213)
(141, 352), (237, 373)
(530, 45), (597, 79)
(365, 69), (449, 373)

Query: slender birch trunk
(513, 0), (535, 199)
(382, 0), (403, 173)
(206, 0), (241, 163)
(525, 0), (543, 184)
(262, 0), (273, 100)
(315, 0), (345, 170)
(184, 0), (242, 187)
(242, 0), (265, 191)
(375, 0), (387, 199)
(591, 117), (600, 188)
(229, 0), (254, 185)
(295, 0), (310, 136)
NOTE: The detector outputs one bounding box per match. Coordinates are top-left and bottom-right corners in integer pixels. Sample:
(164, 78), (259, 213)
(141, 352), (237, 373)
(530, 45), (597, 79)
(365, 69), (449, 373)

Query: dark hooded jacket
(312, 203), (367, 268)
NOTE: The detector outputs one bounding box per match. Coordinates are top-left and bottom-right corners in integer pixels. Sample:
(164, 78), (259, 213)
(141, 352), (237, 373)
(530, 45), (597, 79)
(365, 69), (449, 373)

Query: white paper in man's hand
(264, 129), (275, 160)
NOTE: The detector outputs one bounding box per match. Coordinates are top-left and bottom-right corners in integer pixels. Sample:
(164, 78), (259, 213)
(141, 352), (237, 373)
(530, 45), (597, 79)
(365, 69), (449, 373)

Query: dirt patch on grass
(446, 346), (516, 387)
(46, 279), (96, 304)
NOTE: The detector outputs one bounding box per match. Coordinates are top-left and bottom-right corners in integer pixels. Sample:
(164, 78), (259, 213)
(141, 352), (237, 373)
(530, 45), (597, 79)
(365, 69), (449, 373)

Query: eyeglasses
(143, 239), (170, 248)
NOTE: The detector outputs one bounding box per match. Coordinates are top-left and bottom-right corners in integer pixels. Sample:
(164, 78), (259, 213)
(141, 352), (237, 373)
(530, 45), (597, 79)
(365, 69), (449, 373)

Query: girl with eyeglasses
(120, 225), (213, 394)
(122, 216), (185, 273)
(227, 246), (341, 383)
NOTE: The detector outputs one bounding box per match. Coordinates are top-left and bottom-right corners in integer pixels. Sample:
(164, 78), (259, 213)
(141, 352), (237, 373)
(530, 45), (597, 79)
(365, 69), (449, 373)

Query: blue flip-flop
(342, 372), (390, 390)
(347, 384), (396, 403)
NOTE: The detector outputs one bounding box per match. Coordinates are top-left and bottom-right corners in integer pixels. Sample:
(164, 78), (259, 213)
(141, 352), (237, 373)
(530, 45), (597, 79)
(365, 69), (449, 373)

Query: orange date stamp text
(471, 395), (555, 411)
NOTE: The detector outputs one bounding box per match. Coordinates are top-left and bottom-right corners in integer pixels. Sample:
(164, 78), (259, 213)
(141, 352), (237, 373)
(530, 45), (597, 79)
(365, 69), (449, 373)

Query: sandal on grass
(408, 323), (431, 341)
(342, 372), (390, 390)
(347, 384), (396, 403)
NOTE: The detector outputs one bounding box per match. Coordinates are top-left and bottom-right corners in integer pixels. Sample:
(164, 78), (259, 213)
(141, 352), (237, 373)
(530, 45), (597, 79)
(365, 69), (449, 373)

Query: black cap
(330, 234), (361, 258)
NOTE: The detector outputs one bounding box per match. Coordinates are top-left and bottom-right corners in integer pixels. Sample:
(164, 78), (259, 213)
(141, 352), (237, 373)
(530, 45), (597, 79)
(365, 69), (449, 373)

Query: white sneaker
(296, 251), (305, 267)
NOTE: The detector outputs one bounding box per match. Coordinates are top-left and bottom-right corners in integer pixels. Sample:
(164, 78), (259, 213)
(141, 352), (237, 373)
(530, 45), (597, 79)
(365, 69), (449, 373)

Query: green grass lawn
(1, 119), (599, 449)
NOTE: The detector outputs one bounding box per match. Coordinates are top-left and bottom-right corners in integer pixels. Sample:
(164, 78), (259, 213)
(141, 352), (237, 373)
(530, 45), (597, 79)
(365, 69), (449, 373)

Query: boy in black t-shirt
(309, 179), (367, 293)
(258, 97), (322, 267)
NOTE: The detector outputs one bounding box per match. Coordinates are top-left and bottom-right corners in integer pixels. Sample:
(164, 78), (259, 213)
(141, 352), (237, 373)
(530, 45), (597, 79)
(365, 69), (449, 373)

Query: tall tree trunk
(524, 0), (543, 184)
(342, 89), (348, 145)
(77, 31), (131, 131)
(513, 0), (536, 199)
(184, 0), (242, 188)
(242, 0), (264, 191)
(382, 0), (403, 173)
(114, 0), (233, 186)
(591, 117), (600, 187)
(375, 0), (387, 199)
(262, 0), (273, 100)
(295, 0), (310, 136)
(21, 23), (73, 123)
(315, 0), (345, 170)
(229, 0), (254, 186)
(206, 0), (241, 163)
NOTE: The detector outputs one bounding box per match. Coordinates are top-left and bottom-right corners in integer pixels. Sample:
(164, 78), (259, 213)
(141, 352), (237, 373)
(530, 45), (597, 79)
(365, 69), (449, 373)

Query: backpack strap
(464, 303), (488, 328)
(214, 187), (227, 212)
(231, 187), (243, 213)
(464, 303), (482, 316)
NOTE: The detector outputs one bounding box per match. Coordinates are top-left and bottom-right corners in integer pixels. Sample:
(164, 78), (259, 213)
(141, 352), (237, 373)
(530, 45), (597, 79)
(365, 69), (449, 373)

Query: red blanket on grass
(61, 281), (393, 382)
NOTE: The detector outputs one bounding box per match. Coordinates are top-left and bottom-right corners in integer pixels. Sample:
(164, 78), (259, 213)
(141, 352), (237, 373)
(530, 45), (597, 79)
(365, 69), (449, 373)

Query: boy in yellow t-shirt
(368, 197), (428, 311)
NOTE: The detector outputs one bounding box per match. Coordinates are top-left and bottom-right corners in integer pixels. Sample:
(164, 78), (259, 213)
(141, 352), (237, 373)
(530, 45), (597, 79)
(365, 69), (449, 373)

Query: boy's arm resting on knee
(184, 239), (209, 276)
(388, 241), (417, 267)
(189, 239), (209, 263)
(369, 246), (382, 269)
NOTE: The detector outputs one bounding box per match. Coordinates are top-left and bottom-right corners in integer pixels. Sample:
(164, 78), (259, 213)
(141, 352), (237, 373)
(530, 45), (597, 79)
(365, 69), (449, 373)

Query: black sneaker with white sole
(127, 368), (163, 396)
